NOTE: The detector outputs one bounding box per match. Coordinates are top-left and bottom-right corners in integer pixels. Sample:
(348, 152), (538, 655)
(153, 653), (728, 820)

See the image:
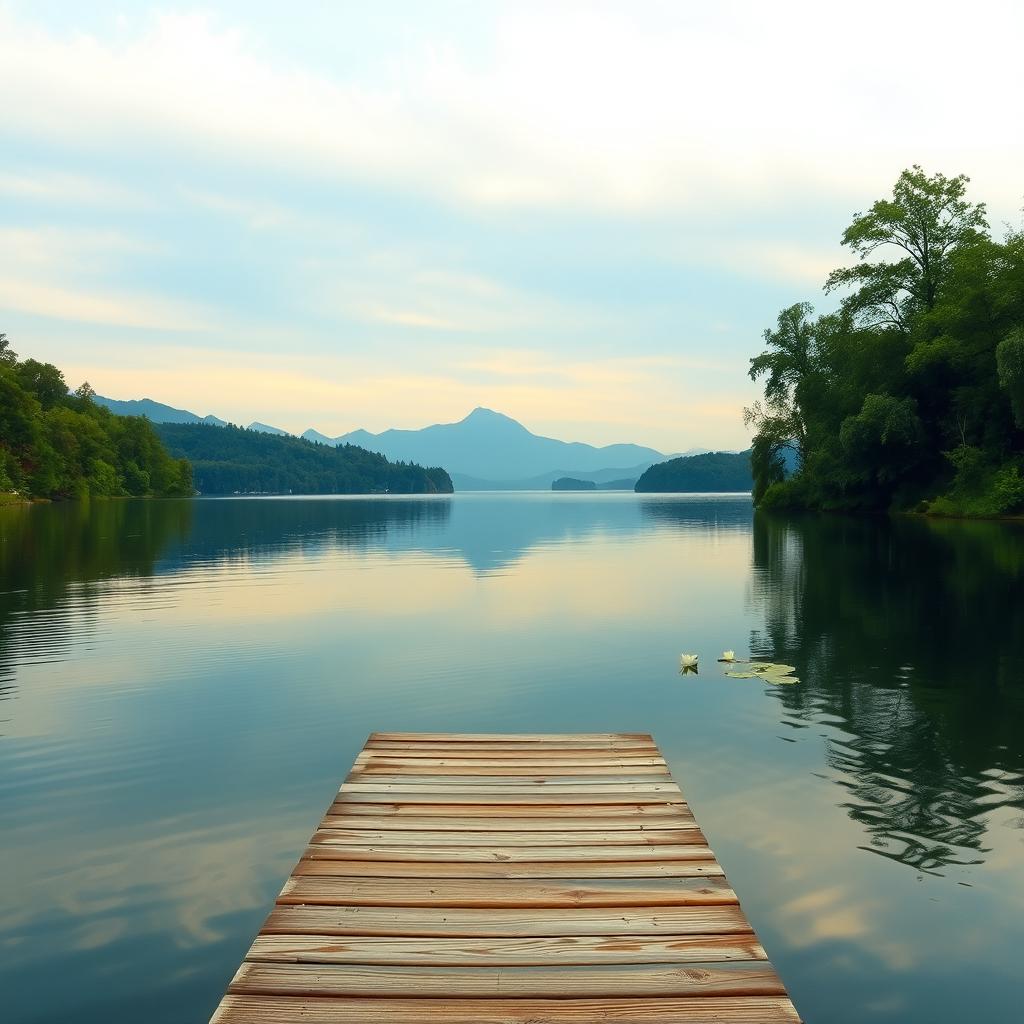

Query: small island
(634, 451), (752, 492)
(551, 476), (597, 491)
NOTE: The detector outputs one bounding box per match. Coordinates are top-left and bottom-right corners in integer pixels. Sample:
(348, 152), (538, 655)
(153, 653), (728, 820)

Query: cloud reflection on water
(1, 495), (1023, 1023)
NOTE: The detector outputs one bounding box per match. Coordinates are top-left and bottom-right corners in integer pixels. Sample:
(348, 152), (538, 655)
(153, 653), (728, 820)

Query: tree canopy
(747, 168), (1024, 517)
(0, 337), (193, 500)
(634, 450), (753, 493)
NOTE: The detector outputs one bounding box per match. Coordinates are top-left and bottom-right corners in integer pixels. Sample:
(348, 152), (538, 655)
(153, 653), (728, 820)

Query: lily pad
(724, 659), (799, 685)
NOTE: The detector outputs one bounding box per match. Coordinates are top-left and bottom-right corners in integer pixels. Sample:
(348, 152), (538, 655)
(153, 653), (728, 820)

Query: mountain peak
(460, 407), (525, 430)
(464, 406), (508, 420)
(247, 421), (291, 436)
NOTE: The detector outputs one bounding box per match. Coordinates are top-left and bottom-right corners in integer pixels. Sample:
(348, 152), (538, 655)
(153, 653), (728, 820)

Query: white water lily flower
(680, 654), (699, 669)
(719, 650), (736, 662)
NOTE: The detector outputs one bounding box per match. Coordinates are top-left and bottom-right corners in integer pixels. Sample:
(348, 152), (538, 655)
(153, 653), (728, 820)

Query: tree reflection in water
(0, 498), (453, 704)
(749, 512), (1024, 874)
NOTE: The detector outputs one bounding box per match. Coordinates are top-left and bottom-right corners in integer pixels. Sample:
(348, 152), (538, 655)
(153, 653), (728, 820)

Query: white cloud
(703, 240), (846, 287)
(0, 227), (210, 329)
(311, 258), (592, 336)
(0, 170), (146, 207)
(3, 2), (1020, 450)
(0, 276), (210, 331)
(371, 310), (461, 330)
(1, 4), (1020, 215)
(177, 189), (301, 231)
(0, 226), (155, 268)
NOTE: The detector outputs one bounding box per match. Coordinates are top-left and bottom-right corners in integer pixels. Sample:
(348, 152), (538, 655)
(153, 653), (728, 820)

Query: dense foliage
(0, 336), (192, 500)
(156, 422), (454, 494)
(634, 450), (752, 492)
(746, 167), (1024, 516)
(551, 476), (596, 490)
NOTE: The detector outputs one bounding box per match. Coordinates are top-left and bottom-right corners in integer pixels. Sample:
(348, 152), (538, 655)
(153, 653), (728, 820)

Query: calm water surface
(2, 493), (1023, 1023)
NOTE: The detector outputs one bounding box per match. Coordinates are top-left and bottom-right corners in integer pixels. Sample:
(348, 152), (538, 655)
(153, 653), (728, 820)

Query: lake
(2, 493), (1023, 1023)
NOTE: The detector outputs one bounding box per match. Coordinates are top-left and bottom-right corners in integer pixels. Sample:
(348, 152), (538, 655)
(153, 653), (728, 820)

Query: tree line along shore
(4, 167), (1023, 517)
(0, 335), (192, 501)
(0, 335), (451, 500)
(746, 167), (1024, 518)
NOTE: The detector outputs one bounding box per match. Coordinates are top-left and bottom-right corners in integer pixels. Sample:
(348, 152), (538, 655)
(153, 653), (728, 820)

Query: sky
(2, 1), (1022, 452)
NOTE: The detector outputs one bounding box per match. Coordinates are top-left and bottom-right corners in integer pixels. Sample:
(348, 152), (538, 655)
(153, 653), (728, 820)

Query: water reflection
(750, 513), (1024, 874)
(640, 495), (754, 533)
(2, 494), (1023, 1024)
(0, 500), (193, 702)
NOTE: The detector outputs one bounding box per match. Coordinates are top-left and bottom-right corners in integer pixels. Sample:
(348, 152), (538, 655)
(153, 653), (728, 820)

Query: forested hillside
(0, 335), (192, 500)
(746, 167), (1024, 517)
(156, 422), (454, 495)
(634, 450), (752, 492)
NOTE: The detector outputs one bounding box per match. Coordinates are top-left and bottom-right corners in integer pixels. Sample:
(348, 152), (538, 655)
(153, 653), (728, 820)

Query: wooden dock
(210, 732), (801, 1022)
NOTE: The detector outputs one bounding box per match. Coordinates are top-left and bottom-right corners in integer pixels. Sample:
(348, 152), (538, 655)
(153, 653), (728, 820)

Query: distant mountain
(247, 421), (291, 436)
(97, 396), (718, 488)
(635, 451), (753, 493)
(155, 423), (452, 495)
(94, 395), (227, 426)
(301, 428), (337, 445)
(310, 407), (673, 482)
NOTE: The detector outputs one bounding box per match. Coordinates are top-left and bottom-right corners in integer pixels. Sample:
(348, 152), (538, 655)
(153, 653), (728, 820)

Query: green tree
(996, 327), (1024, 428)
(17, 358), (69, 409)
(826, 166), (988, 330)
(0, 333), (194, 500)
(745, 301), (820, 499)
(748, 302), (816, 450)
(0, 366), (41, 454)
(838, 393), (924, 501)
(0, 332), (16, 365)
(744, 401), (799, 504)
(746, 168), (1022, 517)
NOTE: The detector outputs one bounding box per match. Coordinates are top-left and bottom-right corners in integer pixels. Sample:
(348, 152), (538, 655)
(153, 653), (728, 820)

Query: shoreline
(755, 504), (1024, 525)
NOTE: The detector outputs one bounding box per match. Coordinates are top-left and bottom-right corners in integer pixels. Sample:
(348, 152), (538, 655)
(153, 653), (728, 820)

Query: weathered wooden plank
(230, 961), (785, 998)
(318, 813), (697, 832)
(359, 749), (667, 761)
(246, 932), (768, 966)
(370, 732), (654, 743)
(302, 843), (712, 863)
(365, 742), (662, 754)
(335, 792), (684, 806)
(277, 875), (737, 908)
(347, 772), (676, 785)
(292, 858), (726, 879)
(311, 828), (701, 846)
(340, 782), (682, 795)
(331, 800), (689, 817)
(211, 994), (804, 1023)
(263, 904), (754, 937)
(354, 757), (670, 769)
